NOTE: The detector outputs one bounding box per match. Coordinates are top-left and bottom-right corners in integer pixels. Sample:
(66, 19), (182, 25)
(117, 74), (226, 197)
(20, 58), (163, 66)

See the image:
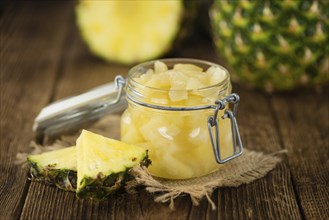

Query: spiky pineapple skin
(211, 0), (329, 92)
(28, 159), (77, 192)
(76, 154), (151, 200)
(76, 172), (127, 200)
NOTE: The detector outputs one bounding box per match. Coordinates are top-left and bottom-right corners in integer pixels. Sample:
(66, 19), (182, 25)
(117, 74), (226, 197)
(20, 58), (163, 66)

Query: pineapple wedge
(27, 146), (77, 192)
(76, 130), (150, 200)
(27, 130), (151, 199)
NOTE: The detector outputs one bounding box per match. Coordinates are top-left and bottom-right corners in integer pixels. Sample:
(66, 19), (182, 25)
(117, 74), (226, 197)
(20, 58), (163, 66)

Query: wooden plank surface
(1, 1), (328, 220)
(272, 91), (329, 219)
(0, 1), (73, 219)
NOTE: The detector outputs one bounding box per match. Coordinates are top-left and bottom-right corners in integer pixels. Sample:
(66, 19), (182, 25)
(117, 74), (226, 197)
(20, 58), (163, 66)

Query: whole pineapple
(210, 0), (329, 92)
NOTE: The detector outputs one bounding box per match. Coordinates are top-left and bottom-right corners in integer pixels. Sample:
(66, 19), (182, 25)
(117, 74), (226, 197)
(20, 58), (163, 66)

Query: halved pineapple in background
(27, 146), (77, 192)
(76, 130), (150, 200)
(75, 1), (183, 64)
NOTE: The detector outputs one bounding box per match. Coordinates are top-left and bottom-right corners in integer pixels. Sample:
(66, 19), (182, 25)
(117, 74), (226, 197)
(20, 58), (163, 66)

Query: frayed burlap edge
(127, 149), (285, 210)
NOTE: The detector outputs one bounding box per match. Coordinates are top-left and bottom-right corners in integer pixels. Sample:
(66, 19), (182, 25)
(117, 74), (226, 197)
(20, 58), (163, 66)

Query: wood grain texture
(49, 16), (129, 100)
(1, 1), (328, 220)
(0, 1), (72, 219)
(272, 90), (329, 219)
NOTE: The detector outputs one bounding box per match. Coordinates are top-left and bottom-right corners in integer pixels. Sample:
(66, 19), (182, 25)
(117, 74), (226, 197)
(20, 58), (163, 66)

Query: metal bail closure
(92, 75), (126, 111)
(207, 93), (243, 164)
(111, 75), (126, 106)
(33, 75), (127, 137)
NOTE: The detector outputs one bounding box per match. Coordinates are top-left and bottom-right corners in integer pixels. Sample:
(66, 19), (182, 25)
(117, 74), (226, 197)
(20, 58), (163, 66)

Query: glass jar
(120, 58), (242, 179)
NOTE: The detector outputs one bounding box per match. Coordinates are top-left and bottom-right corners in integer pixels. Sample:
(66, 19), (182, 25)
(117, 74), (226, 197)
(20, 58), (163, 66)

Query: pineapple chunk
(186, 77), (205, 90)
(132, 60), (228, 105)
(169, 89), (188, 102)
(206, 66), (227, 85)
(121, 110), (145, 144)
(218, 117), (234, 159)
(173, 63), (203, 73)
(157, 153), (194, 178)
(76, 130), (150, 200)
(154, 60), (168, 73)
(27, 146), (77, 192)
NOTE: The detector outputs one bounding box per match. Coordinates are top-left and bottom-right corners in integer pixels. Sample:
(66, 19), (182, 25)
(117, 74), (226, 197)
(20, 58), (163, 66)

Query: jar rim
(127, 58), (230, 92)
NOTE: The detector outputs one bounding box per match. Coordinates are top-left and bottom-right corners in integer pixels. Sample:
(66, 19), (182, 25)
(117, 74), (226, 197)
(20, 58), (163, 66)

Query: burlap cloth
(17, 115), (284, 210)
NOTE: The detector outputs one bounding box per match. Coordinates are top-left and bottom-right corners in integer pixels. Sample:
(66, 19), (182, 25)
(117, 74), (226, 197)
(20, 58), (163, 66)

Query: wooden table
(1, 1), (328, 219)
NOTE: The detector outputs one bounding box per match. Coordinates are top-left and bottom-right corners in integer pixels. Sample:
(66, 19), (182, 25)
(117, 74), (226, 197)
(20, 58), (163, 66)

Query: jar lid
(33, 77), (127, 137)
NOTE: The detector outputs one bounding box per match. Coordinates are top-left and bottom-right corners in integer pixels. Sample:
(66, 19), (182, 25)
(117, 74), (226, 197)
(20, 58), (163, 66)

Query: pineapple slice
(27, 130), (151, 198)
(27, 146), (77, 192)
(75, 1), (183, 64)
(76, 130), (150, 200)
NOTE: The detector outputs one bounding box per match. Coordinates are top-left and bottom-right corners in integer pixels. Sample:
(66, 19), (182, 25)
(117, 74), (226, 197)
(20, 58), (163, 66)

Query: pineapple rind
(76, 172), (126, 200)
(76, 151), (151, 200)
(28, 158), (77, 192)
(76, 153), (151, 200)
(27, 146), (77, 192)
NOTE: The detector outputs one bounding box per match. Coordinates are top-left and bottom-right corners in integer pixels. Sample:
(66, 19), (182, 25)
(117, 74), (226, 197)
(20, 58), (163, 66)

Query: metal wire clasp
(101, 75), (126, 108)
(207, 93), (243, 164)
(113, 75), (126, 102)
